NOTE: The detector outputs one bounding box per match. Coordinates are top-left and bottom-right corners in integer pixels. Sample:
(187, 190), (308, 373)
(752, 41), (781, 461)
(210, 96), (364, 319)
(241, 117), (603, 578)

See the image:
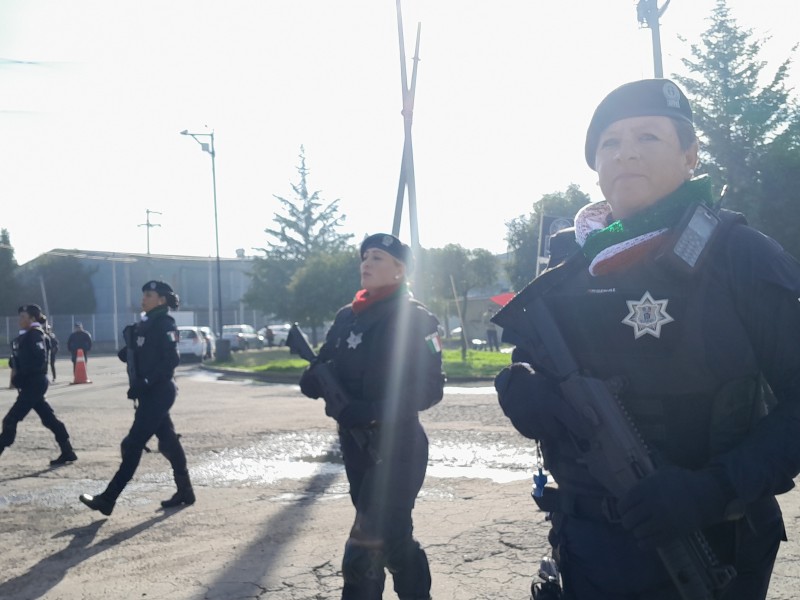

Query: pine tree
(0, 229), (21, 315)
(246, 147), (355, 323)
(674, 0), (798, 221)
(259, 146), (353, 261)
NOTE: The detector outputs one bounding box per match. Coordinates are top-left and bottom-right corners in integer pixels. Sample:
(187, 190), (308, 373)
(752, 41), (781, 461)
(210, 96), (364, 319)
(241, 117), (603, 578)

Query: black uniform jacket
(306, 288), (445, 426)
(502, 217), (800, 507)
(118, 310), (180, 387)
(9, 325), (49, 388)
(67, 330), (92, 353)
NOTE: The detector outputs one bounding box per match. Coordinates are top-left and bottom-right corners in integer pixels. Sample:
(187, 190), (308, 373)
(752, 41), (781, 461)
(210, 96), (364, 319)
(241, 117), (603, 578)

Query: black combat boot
(50, 441), (78, 466)
(161, 472), (196, 508)
(79, 492), (116, 516)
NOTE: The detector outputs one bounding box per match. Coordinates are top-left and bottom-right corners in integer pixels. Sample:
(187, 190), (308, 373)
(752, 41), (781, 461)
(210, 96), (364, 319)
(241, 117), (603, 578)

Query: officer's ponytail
(165, 292), (180, 310)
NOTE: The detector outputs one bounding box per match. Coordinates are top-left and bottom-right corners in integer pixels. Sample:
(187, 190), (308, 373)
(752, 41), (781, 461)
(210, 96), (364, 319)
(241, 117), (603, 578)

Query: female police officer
(494, 79), (800, 599)
(1, 304), (77, 465)
(80, 280), (194, 515)
(300, 233), (445, 600)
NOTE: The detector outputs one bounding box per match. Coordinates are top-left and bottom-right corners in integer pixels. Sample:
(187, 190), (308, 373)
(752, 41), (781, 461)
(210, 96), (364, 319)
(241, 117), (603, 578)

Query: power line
(138, 209), (162, 254)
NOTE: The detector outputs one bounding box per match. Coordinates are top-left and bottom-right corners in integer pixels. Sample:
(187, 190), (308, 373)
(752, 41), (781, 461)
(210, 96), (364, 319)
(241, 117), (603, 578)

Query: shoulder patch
(425, 332), (442, 354)
(167, 331), (179, 343)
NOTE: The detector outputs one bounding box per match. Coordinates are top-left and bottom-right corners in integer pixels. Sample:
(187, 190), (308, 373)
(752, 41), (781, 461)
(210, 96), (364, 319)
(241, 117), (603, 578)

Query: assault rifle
(286, 323), (372, 453)
(493, 295), (736, 600)
(122, 324), (139, 400)
(122, 324), (152, 452)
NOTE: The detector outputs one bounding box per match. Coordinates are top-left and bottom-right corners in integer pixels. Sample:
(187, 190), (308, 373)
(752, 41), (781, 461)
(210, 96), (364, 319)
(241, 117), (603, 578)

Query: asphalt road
(0, 356), (798, 600)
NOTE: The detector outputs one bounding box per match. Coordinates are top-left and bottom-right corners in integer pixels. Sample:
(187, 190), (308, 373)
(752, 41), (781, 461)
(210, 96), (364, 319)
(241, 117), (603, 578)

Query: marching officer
(1, 304), (77, 465)
(79, 280), (194, 515)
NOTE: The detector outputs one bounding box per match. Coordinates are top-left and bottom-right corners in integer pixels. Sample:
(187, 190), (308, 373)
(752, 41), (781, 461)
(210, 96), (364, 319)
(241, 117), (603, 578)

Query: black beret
(360, 233), (414, 270)
(585, 78), (693, 170)
(18, 304), (42, 318)
(142, 280), (175, 296)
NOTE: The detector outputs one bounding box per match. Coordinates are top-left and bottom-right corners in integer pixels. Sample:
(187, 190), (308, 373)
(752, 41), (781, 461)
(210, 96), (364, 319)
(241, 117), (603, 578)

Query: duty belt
(533, 487), (620, 523)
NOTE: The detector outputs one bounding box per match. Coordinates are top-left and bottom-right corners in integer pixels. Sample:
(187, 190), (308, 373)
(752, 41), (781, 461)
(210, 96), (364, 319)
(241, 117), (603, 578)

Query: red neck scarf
(352, 283), (402, 314)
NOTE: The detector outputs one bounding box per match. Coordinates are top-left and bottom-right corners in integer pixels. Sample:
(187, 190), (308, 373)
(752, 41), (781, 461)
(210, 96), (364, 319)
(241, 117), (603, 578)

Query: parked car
(222, 324), (263, 351)
(258, 323), (293, 346)
(177, 326), (207, 361)
(198, 326), (216, 360)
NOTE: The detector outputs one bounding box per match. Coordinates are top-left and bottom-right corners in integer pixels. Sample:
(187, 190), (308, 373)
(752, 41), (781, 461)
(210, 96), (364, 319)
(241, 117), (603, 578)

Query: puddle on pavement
(180, 373), (536, 486)
(173, 429), (537, 490)
(1, 376), (540, 508)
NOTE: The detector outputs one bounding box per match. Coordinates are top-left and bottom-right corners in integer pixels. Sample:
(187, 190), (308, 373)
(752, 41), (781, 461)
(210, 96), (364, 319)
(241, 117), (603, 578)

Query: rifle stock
(494, 295), (735, 600)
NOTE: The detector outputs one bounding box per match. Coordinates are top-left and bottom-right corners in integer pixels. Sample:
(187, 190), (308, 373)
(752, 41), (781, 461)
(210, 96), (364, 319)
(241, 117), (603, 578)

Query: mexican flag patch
(425, 332), (442, 354)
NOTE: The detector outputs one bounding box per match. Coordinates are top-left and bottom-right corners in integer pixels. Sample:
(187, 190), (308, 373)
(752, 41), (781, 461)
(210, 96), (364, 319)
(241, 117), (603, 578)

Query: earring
(688, 168), (695, 178)
(394, 274), (400, 280)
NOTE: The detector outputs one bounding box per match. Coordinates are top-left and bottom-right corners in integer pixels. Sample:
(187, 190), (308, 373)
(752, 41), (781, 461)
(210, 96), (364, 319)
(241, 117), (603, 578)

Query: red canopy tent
(490, 292), (516, 308)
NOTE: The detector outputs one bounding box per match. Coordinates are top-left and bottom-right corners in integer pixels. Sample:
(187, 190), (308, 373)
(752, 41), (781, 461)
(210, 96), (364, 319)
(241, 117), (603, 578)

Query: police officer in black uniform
(1, 304), (77, 465)
(300, 233), (445, 600)
(494, 79), (800, 599)
(79, 280), (194, 516)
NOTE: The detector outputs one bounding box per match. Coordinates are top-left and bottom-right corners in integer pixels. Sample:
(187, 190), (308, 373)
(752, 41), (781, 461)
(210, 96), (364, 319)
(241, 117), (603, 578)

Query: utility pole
(138, 209), (162, 254)
(392, 0), (421, 255)
(637, 0), (671, 78)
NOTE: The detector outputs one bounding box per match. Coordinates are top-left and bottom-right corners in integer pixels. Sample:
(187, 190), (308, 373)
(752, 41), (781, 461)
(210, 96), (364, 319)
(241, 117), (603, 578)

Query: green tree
(287, 250), (361, 344)
(260, 146), (353, 261)
(757, 125), (800, 259)
(0, 229), (21, 315)
(505, 184), (590, 291)
(246, 146), (355, 324)
(17, 254), (97, 314)
(674, 0), (798, 223)
(426, 244), (496, 359)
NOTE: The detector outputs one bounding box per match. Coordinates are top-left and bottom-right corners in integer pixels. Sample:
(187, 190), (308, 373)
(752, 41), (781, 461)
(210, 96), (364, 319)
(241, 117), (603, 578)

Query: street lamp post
(180, 129), (224, 338)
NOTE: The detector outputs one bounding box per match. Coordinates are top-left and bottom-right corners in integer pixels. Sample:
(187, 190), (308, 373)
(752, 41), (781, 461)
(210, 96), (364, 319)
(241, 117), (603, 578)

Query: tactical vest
(538, 212), (765, 491)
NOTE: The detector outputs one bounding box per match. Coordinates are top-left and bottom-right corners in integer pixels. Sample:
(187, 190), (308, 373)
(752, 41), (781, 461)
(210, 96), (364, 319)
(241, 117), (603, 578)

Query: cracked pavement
(1, 356), (798, 599)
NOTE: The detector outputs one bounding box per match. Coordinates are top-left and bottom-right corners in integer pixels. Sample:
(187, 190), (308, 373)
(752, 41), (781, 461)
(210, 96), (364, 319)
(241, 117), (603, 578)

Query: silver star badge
(622, 291), (674, 339)
(346, 331), (363, 349)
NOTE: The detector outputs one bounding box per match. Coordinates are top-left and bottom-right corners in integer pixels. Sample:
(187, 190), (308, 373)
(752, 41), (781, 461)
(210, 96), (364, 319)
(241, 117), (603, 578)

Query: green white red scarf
(576, 176), (712, 276)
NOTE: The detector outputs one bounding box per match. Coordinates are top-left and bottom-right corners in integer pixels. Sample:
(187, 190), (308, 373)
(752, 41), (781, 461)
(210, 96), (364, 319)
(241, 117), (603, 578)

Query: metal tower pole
(392, 0), (421, 254)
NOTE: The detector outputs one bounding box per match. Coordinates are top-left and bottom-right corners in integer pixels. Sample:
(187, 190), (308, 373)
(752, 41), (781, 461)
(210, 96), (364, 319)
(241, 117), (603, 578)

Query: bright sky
(1, 0), (797, 264)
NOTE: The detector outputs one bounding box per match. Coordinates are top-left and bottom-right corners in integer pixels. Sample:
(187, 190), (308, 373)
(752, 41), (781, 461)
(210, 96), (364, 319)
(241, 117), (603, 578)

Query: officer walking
(0, 304), (77, 465)
(300, 233), (445, 600)
(41, 315), (59, 381)
(494, 79), (800, 599)
(79, 280), (194, 516)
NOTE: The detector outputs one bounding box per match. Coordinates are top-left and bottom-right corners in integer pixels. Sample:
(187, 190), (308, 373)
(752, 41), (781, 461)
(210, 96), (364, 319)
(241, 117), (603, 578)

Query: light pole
(180, 129), (224, 337)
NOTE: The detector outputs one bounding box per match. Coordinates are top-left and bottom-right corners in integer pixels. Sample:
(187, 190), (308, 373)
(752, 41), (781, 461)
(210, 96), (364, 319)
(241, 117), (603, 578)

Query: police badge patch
(621, 291), (674, 339)
(346, 331), (363, 349)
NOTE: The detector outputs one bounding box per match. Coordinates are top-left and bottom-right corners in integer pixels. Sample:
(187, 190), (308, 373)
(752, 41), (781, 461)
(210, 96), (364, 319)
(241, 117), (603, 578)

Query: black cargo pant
(105, 380), (188, 498)
(0, 377), (71, 450)
(340, 421), (431, 600)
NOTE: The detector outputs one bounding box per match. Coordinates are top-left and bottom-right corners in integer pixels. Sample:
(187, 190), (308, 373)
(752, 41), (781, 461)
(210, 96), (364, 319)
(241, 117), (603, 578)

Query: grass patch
(211, 346), (511, 379)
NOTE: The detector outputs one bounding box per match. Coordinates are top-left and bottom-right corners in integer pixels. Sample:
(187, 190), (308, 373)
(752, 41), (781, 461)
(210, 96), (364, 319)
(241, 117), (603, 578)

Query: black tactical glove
(336, 401), (377, 429)
(495, 363), (573, 441)
(618, 465), (737, 548)
(127, 377), (148, 400)
(299, 364), (323, 399)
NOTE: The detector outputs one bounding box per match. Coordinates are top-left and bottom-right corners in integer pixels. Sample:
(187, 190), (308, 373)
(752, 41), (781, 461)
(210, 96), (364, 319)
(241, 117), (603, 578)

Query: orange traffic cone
(71, 349), (92, 385)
